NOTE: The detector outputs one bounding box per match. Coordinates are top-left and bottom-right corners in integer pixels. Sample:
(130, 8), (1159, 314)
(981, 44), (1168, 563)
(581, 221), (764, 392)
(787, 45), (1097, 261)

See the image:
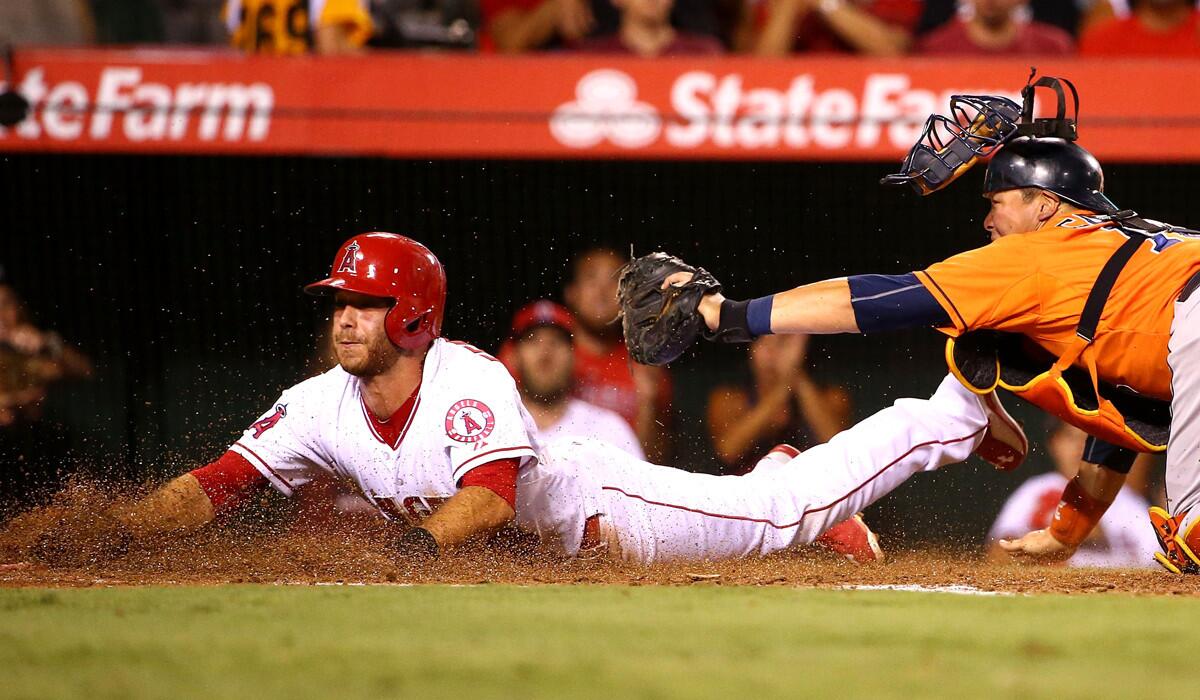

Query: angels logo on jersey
(445, 399), (495, 443)
(251, 404), (287, 438)
(337, 241), (360, 274)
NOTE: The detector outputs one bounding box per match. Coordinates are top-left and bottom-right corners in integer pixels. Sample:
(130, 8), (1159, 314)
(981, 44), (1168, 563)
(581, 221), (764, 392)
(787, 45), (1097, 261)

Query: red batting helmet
(305, 233), (447, 350)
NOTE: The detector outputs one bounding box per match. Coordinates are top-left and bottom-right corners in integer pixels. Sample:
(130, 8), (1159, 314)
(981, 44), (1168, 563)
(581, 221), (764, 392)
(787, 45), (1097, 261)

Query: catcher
(21, 232), (1026, 568)
(631, 74), (1200, 573)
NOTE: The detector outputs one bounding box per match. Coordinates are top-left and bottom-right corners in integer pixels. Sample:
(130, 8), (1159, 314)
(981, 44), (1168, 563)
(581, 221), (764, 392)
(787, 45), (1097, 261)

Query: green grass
(0, 585), (1195, 699)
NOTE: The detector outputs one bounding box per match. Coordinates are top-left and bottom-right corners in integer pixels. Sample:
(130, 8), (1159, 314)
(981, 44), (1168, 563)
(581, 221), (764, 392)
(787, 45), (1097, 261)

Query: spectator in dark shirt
(916, 0), (1074, 54)
(574, 0), (725, 53)
(1081, 0), (1200, 56)
(754, 0), (922, 56)
(706, 334), (851, 473)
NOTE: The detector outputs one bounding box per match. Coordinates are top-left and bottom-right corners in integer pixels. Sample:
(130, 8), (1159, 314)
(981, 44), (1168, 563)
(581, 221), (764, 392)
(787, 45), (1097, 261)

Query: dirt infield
(2, 485), (1198, 595)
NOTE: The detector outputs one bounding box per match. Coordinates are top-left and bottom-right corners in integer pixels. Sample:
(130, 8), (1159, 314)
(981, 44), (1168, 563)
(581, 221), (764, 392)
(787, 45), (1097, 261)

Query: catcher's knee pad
(1149, 507), (1200, 575)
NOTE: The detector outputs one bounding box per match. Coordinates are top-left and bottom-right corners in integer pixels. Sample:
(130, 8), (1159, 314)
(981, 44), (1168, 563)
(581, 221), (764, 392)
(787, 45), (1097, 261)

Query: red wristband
(1048, 476), (1108, 547)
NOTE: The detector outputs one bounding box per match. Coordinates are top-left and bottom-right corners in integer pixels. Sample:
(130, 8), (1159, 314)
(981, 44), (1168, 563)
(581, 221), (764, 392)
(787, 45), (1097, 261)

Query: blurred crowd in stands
(3, 0), (1199, 57)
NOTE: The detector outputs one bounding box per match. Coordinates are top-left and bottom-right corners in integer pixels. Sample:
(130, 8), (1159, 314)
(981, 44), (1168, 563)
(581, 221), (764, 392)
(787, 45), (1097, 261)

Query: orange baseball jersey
(916, 214), (1200, 401)
(223, 0), (372, 55)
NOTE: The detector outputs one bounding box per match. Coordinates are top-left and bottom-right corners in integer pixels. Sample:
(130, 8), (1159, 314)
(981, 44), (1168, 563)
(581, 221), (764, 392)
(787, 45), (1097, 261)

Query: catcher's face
(983, 188), (1060, 241)
(332, 291), (400, 377)
(514, 326), (574, 403)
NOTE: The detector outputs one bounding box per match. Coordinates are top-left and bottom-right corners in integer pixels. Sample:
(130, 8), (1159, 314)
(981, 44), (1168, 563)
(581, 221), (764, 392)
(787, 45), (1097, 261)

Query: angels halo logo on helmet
(305, 232), (447, 350)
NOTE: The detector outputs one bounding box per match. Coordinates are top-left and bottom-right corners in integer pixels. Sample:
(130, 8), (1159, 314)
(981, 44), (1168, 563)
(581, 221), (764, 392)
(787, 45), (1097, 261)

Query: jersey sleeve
(443, 366), (539, 484)
(915, 236), (1040, 336)
(228, 392), (328, 497)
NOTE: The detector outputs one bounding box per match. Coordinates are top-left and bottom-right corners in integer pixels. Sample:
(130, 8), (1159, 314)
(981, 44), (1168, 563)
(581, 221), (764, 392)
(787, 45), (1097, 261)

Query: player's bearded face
(331, 293), (401, 376)
(514, 327), (575, 403)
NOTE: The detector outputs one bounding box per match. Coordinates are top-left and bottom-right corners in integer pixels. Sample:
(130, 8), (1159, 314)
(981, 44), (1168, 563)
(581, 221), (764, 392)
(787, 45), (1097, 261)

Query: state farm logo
(0, 66), (273, 142)
(550, 71), (1018, 152)
(550, 69), (661, 149)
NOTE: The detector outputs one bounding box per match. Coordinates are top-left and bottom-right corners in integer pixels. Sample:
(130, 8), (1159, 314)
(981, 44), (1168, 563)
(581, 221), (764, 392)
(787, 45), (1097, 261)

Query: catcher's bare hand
(998, 528), (1075, 564)
(661, 272), (724, 332)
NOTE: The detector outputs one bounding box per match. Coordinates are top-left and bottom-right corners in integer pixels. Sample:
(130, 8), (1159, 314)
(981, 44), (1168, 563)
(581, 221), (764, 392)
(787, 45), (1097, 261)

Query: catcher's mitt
(617, 252), (722, 366)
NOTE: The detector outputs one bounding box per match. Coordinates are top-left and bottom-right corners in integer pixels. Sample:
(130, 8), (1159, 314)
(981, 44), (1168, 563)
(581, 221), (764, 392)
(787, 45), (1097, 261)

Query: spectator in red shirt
(754, 0), (922, 56)
(564, 247), (672, 461)
(1080, 0), (1200, 56)
(916, 0), (1074, 55)
(574, 0), (725, 53)
(483, 0), (598, 51)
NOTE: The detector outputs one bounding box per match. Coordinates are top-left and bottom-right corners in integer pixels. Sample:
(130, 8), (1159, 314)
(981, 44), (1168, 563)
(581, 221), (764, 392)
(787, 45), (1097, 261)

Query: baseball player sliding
(641, 75), (1200, 573)
(33, 232), (1025, 567)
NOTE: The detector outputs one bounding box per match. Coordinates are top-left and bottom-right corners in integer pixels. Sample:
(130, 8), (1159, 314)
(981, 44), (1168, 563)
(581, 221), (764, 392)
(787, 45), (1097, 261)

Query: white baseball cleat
(974, 391), (1028, 472)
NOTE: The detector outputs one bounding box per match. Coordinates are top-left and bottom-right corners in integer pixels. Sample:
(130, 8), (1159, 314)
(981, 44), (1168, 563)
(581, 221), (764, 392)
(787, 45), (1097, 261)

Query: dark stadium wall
(0, 154), (1184, 542)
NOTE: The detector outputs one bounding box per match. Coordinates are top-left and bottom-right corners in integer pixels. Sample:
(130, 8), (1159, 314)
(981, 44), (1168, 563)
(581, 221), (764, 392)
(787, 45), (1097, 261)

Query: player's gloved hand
(997, 528), (1076, 564)
(393, 526), (440, 562)
(618, 252), (723, 366)
(30, 510), (134, 567)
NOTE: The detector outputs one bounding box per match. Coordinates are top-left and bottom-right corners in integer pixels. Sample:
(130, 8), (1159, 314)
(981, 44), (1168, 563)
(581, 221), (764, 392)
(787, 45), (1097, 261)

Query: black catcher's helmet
(983, 137), (1117, 213)
(884, 71), (1119, 212)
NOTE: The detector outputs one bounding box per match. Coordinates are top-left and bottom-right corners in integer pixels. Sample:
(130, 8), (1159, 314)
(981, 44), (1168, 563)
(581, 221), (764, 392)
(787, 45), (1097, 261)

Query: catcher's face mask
(882, 72), (1080, 197)
(880, 94), (1020, 196)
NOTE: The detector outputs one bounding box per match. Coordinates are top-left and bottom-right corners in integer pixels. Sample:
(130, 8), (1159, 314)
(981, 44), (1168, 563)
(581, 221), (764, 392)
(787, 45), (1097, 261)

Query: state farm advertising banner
(0, 48), (1195, 162)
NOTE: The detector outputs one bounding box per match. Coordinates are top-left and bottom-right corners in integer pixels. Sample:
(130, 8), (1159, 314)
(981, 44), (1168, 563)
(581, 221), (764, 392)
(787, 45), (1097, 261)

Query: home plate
(839, 584), (1012, 596)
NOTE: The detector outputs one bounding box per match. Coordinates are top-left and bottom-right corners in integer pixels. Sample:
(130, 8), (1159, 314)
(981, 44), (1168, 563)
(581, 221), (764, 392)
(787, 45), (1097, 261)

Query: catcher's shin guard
(1149, 507), (1200, 574)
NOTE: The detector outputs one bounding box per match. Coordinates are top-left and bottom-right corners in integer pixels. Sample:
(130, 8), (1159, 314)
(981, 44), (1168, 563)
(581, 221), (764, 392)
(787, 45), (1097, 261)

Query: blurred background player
(572, 0), (724, 54)
(505, 301), (645, 459)
(915, 0), (1074, 55)
(223, 0), (374, 53)
(986, 421), (1160, 568)
(0, 270), (93, 512)
(563, 247), (672, 461)
(706, 334), (851, 473)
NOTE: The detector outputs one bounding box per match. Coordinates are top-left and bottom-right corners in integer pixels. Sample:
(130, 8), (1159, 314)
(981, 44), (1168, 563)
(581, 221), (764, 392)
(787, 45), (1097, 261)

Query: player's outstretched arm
(28, 472), (223, 567)
(695, 278), (860, 336)
(998, 459), (1126, 563)
(115, 473), (218, 538)
(416, 486), (515, 553)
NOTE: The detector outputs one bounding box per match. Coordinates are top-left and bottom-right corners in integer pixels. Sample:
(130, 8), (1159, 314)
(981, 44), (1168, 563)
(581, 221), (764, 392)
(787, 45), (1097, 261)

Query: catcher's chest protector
(947, 331), (1168, 453)
(946, 224), (1172, 453)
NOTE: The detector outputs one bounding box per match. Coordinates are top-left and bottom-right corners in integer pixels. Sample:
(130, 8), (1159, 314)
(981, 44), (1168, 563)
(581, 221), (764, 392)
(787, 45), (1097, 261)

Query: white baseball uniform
(231, 338), (993, 564)
(988, 472), (1159, 569)
(537, 398), (645, 460)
